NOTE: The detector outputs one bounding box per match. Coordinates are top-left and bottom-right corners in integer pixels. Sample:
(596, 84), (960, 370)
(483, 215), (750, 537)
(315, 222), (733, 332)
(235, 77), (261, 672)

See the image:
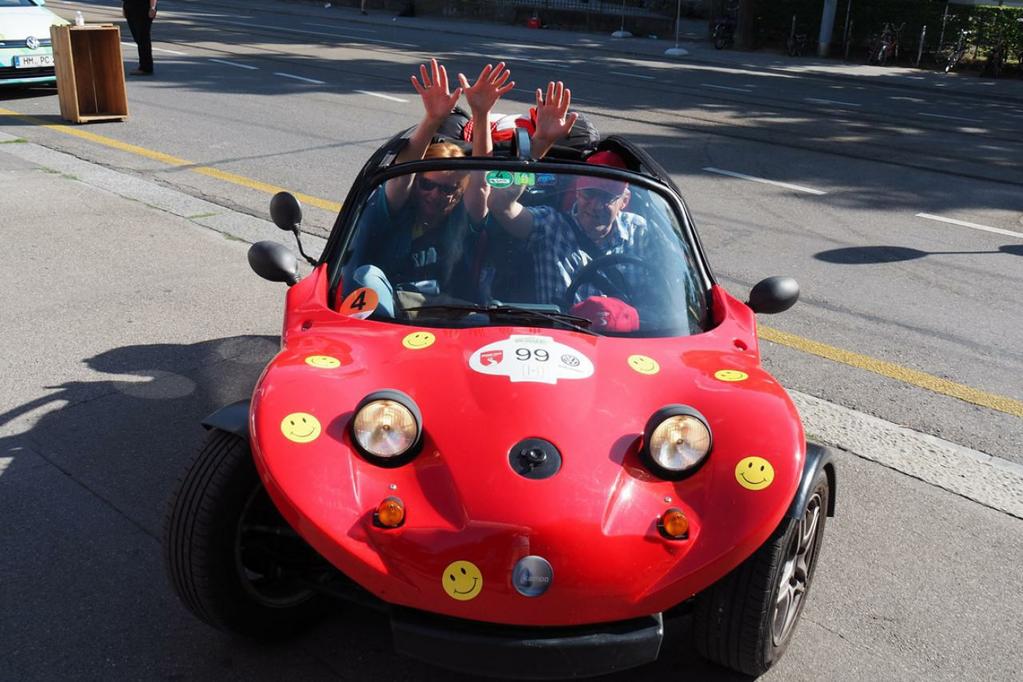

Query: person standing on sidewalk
(123, 0), (157, 75)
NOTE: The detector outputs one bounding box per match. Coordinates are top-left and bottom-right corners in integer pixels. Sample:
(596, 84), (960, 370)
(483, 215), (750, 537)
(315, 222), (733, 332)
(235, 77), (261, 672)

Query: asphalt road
(4, 0), (1021, 464)
(1, 134), (1021, 682)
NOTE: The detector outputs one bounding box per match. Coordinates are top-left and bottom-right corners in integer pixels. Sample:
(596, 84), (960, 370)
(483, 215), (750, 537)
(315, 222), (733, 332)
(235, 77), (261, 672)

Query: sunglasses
(578, 187), (626, 205)
(417, 177), (461, 197)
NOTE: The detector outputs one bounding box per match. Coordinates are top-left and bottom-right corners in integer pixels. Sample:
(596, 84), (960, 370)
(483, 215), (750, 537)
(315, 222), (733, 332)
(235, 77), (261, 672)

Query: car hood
(0, 7), (68, 40)
(249, 272), (805, 626)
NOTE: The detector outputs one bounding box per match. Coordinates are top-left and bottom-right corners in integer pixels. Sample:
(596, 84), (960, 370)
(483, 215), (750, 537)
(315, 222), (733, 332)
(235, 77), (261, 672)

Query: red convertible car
(164, 128), (835, 678)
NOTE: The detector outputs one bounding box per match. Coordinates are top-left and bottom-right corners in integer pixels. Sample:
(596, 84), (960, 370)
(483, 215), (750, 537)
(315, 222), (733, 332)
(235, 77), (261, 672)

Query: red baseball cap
(570, 296), (640, 333)
(576, 150), (629, 195)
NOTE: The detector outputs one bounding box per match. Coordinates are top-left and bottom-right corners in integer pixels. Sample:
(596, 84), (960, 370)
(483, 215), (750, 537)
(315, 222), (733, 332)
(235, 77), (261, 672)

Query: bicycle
(711, 0), (738, 50)
(943, 29), (969, 73)
(982, 39), (1006, 78)
(869, 22), (904, 66)
(786, 15), (809, 57)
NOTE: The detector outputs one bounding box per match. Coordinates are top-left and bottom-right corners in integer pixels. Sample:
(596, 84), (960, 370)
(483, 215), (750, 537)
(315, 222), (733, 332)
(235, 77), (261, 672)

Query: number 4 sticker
(337, 287), (379, 319)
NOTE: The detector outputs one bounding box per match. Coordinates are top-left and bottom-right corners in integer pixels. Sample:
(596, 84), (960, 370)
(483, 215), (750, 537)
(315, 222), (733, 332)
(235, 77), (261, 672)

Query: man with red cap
(488, 84), (667, 310)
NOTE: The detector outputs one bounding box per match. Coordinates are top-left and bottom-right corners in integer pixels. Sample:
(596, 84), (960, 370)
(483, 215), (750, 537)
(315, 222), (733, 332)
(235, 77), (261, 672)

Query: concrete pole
(818, 0), (839, 57)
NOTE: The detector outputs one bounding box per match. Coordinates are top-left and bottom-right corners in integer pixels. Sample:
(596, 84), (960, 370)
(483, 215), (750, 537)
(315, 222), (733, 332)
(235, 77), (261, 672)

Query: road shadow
(5, 4), (1023, 215)
(0, 333), (745, 681)
(815, 243), (1023, 264)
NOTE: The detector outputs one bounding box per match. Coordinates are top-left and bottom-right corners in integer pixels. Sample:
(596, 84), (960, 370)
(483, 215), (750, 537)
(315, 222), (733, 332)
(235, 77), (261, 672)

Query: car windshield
(336, 165), (709, 337)
(0, 0), (42, 7)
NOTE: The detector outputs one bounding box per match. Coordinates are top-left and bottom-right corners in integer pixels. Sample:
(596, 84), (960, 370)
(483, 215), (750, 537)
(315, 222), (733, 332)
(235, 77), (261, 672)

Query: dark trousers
(123, 3), (154, 72)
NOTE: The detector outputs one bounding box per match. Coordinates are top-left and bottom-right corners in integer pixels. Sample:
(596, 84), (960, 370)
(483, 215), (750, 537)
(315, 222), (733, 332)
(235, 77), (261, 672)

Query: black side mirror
(747, 276), (799, 314)
(248, 241), (299, 286)
(270, 191), (303, 233)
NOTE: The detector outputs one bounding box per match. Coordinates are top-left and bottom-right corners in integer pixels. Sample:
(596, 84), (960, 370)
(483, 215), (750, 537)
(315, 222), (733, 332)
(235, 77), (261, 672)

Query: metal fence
(494, 0), (677, 19)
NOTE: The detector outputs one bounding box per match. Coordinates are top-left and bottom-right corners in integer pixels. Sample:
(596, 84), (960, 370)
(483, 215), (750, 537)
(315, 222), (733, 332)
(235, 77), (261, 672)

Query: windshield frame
(322, 155), (716, 333)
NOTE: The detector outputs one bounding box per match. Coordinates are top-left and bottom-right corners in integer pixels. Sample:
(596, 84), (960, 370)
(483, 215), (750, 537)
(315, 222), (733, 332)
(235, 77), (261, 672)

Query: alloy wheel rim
(771, 492), (823, 646)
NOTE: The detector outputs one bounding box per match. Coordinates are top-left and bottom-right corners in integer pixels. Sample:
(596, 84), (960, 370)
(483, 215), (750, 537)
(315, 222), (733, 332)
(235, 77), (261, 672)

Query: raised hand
(533, 81), (579, 146)
(459, 62), (515, 115)
(410, 58), (462, 122)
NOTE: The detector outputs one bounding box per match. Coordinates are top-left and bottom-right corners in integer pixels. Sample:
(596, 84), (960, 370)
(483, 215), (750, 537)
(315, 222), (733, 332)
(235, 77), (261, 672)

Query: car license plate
(14, 54), (54, 68)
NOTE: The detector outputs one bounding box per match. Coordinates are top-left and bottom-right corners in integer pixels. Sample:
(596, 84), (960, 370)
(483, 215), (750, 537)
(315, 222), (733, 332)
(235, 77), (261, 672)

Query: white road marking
(703, 167), (827, 195)
(793, 390), (1023, 520)
(302, 21), (376, 33)
(209, 58), (258, 70)
(702, 83), (752, 93)
(611, 71), (655, 80)
(153, 46), (187, 55)
(356, 89), (408, 103)
(919, 112), (981, 123)
(806, 97), (861, 107)
(0, 457), (11, 480)
(214, 19), (416, 47)
(275, 72), (326, 84)
(916, 213), (1023, 240)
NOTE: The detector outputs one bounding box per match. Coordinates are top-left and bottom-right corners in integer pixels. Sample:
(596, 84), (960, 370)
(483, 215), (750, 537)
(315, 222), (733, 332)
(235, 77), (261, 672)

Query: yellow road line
(0, 107), (342, 212)
(759, 325), (1023, 418)
(4, 107), (1020, 418)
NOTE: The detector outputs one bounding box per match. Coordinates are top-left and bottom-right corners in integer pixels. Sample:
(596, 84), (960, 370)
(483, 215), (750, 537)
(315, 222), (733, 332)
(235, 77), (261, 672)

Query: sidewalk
(269, 0), (1023, 104)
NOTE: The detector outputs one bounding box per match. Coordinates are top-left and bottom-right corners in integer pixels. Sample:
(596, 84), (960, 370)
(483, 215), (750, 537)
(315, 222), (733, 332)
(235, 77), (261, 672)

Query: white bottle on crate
(74, 11), (85, 26)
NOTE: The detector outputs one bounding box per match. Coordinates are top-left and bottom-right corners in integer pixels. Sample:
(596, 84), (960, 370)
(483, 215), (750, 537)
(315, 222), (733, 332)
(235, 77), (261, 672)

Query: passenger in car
(351, 58), (513, 307)
(487, 84), (666, 307)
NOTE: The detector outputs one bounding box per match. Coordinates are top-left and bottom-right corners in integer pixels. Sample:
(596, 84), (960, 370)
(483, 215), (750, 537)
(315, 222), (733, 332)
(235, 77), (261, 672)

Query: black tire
(714, 35), (727, 50)
(164, 429), (327, 639)
(693, 468), (829, 676)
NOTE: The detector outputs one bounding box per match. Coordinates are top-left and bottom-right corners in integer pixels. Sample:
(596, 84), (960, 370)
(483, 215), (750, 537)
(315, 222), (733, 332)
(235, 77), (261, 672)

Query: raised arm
(487, 81), (577, 239)
(458, 62), (514, 224)
(530, 81), (579, 160)
(385, 58), (463, 213)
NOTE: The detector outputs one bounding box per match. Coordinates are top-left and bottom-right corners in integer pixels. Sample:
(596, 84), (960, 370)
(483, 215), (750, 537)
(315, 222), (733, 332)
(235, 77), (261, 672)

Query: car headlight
(350, 390), (423, 466)
(642, 406), (712, 479)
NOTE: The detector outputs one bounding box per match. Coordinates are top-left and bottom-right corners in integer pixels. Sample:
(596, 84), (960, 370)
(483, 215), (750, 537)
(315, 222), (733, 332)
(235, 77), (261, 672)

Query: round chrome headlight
(350, 390), (423, 466)
(642, 406), (712, 479)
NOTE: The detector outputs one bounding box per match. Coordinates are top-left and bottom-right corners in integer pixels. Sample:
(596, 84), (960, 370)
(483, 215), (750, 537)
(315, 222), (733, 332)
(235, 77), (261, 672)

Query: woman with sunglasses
(353, 58), (513, 306)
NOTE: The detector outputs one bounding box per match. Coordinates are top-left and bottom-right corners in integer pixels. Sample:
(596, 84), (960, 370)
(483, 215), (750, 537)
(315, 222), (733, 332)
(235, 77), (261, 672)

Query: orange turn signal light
(375, 496), (405, 528)
(658, 507), (689, 539)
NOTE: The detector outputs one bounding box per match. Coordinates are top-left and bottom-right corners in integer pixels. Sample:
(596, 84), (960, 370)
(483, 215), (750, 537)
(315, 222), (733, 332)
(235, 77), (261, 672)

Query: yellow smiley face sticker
(735, 456), (775, 491)
(402, 331), (436, 350)
(627, 355), (660, 375)
(305, 355), (341, 369)
(442, 560), (483, 601)
(715, 369), (749, 382)
(280, 412), (322, 444)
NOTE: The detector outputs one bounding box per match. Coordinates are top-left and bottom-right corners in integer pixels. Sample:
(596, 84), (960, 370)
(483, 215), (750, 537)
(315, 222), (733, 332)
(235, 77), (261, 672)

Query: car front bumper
(391, 608), (664, 679)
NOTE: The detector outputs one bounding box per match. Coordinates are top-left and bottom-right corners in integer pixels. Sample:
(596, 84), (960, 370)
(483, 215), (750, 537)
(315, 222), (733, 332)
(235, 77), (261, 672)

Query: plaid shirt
(527, 205), (658, 305)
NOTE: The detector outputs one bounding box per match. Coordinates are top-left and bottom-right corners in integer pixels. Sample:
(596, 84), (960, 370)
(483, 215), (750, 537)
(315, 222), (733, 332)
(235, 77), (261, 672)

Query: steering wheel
(561, 253), (670, 311)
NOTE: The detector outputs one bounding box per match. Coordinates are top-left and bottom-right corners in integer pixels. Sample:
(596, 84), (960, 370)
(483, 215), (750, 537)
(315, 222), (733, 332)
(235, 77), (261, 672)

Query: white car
(0, 0), (68, 87)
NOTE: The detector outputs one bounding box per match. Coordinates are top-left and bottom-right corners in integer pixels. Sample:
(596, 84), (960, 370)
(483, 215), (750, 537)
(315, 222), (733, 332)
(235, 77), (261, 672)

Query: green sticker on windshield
(513, 172), (536, 187)
(485, 170), (514, 188)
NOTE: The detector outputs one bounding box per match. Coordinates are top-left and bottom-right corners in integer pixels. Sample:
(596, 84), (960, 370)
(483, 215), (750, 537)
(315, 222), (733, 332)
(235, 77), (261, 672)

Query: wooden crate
(50, 24), (128, 124)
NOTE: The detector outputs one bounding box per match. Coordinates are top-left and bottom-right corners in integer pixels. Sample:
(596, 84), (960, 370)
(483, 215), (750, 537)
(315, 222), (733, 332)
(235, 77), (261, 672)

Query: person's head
(574, 150), (630, 241)
(413, 142), (469, 223)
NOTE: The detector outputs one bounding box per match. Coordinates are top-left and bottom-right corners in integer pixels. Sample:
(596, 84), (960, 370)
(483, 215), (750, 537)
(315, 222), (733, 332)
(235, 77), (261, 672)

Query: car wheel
(693, 467), (829, 676)
(164, 429), (327, 638)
